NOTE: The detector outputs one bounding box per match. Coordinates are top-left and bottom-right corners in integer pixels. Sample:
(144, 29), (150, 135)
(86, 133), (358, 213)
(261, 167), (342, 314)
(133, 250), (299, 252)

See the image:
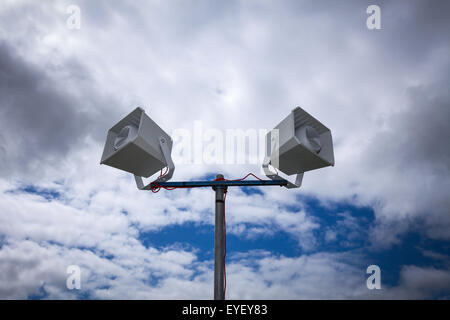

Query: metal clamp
(262, 156), (303, 189)
(134, 136), (175, 190)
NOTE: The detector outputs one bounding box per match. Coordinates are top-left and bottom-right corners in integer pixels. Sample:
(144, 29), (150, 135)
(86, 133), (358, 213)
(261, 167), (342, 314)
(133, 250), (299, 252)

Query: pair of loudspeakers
(100, 106), (334, 189)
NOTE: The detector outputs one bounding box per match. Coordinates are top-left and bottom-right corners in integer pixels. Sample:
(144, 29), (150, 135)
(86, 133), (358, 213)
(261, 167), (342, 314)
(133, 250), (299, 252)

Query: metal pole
(213, 174), (226, 300)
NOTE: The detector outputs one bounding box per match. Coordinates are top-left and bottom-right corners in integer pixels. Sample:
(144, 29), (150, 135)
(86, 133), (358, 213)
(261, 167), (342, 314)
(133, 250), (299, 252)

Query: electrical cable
(213, 172), (263, 182)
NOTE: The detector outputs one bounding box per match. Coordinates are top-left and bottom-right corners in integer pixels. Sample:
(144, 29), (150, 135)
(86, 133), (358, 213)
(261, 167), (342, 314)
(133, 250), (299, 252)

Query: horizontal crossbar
(156, 180), (288, 188)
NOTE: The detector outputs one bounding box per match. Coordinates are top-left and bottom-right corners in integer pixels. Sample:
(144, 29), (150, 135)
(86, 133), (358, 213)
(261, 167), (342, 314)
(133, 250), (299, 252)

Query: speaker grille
(292, 107), (329, 135)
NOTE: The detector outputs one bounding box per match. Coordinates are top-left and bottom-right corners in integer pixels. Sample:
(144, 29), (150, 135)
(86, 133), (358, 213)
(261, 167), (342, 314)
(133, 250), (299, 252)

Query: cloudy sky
(1, 0), (449, 299)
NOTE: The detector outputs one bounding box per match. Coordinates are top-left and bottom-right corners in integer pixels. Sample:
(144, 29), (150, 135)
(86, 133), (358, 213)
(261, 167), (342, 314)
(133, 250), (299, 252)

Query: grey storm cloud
(0, 0), (450, 299)
(0, 42), (121, 177)
(373, 81), (450, 171)
(364, 74), (450, 243)
(0, 0), (447, 235)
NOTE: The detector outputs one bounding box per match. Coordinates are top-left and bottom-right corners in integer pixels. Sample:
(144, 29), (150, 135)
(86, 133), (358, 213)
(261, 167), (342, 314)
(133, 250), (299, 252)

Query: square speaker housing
(268, 107), (334, 175)
(100, 107), (173, 178)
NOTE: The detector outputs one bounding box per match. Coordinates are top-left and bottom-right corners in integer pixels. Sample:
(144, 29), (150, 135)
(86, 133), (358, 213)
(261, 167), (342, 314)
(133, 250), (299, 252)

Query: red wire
(149, 167), (184, 192)
(151, 171), (263, 193)
(213, 172), (263, 182)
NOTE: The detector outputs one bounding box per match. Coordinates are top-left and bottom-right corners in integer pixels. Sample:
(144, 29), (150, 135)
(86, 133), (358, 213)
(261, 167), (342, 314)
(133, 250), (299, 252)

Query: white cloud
(0, 0), (449, 299)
